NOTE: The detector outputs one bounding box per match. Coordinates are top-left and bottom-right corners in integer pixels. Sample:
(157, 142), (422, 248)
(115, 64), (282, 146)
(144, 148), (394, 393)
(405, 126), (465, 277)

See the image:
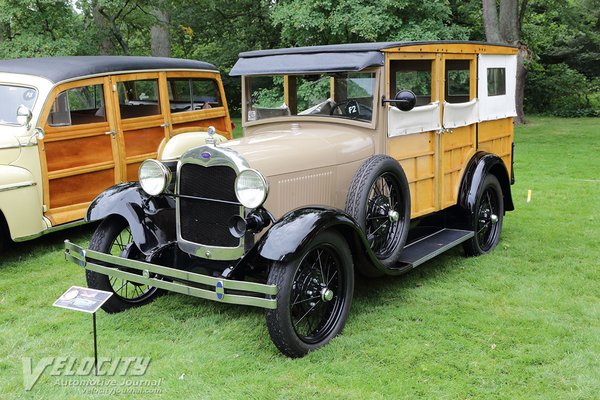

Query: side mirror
(16, 105), (33, 128)
(381, 90), (417, 112)
(393, 90), (417, 112)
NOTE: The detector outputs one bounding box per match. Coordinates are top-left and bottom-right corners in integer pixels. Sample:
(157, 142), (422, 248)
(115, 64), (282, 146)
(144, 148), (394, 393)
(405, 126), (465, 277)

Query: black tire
(266, 231), (354, 358)
(345, 155), (411, 268)
(463, 174), (504, 256)
(86, 216), (161, 313)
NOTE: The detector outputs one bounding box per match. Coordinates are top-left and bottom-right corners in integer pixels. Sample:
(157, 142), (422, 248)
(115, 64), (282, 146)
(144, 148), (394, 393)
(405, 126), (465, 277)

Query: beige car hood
(220, 129), (374, 177)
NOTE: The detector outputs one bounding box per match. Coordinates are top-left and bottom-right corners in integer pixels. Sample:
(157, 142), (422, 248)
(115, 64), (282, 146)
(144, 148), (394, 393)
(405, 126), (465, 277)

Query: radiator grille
(178, 163), (240, 247)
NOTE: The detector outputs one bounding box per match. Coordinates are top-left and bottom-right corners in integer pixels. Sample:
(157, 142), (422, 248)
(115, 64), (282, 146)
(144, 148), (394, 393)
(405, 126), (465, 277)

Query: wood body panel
(478, 118), (514, 173)
(36, 69), (230, 227)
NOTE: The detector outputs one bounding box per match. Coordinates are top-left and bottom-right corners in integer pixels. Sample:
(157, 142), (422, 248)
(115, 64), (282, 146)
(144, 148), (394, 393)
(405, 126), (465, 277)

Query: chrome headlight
(235, 169), (268, 209)
(138, 159), (171, 196)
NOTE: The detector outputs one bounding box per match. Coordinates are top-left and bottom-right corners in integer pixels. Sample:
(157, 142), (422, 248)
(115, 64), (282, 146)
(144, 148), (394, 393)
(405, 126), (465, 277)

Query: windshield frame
(241, 68), (380, 129)
(0, 83), (39, 127)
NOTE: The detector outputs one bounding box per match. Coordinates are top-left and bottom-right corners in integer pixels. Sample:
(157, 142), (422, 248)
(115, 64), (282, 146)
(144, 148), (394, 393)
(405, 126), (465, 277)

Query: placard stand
(53, 286), (113, 376)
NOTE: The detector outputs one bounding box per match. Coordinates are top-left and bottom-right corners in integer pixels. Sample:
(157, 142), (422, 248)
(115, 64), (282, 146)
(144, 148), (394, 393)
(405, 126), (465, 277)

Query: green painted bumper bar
(64, 240), (278, 309)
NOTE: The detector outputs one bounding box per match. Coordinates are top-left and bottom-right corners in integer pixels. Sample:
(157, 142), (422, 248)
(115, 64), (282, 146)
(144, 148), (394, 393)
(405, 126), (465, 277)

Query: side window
(391, 60), (432, 106)
(48, 84), (106, 126)
(167, 78), (222, 113)
(487, 68), (506, 96)
(446, 60), (471, 103)
(117, 79), (161, 119)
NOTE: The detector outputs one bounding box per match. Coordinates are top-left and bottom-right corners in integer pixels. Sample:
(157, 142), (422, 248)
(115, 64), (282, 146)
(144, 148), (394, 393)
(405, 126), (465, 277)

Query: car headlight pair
(138, 160), (268, 209)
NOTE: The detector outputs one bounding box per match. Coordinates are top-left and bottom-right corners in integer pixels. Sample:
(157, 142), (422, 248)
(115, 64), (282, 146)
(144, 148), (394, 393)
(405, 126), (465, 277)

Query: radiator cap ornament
(206, 126), (216, 145)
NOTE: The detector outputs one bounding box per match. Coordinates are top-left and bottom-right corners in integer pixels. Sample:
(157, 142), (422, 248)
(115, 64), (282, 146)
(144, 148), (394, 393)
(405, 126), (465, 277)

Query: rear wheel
(86, 217), (161, 313)
(463, 174), (504, 256)
(266, 231), (354, 357)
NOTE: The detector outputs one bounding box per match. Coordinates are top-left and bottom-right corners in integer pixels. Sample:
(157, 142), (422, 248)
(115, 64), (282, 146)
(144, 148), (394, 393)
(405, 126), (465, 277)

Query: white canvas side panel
(443, 99), (479, 129)
(388, 102), (441, 137)
(478, 54), (517, 121)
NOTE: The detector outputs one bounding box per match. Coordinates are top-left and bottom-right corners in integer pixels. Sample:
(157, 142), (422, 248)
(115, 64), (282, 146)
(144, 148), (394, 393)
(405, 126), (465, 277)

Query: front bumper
(64, 240), (277, 309)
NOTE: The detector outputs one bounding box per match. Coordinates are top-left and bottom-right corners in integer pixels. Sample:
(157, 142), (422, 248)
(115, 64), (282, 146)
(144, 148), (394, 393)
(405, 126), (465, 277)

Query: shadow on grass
(1, 222), (97, 266)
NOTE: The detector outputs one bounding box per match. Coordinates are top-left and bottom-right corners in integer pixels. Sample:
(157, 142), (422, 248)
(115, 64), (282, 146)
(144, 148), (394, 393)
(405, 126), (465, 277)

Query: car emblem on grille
(215, 281), (224, 300)
(201, 151), (211, 159)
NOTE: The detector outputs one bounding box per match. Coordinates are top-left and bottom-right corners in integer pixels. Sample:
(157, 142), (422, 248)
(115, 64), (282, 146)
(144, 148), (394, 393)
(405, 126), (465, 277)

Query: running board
(395, 228), (474, 269)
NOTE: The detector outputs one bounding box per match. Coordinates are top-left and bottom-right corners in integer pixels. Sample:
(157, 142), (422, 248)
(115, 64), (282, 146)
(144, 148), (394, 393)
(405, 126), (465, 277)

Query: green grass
(1, 117), (599, 399)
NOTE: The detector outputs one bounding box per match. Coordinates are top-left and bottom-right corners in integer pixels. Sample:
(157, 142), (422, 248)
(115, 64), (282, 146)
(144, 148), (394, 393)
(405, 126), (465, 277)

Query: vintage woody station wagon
(65, 42), (517, 357)
(0, 56), (232, 251)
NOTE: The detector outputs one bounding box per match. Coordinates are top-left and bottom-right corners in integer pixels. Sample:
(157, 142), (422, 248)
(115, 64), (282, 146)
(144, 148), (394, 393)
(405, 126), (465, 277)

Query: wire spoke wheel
(365, 173), (402, 258)
(290, 246), (345, 343)
(345, 156), (410, 270)
(464, 174), (504, 256)
(266, 231), (354, 357)
(86, 217), (162, 313)
(106, 226), (155, 302)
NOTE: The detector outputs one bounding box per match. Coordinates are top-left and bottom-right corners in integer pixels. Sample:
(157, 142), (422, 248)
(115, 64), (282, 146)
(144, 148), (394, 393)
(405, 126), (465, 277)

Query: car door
(439, 54), (478, 209)
(109, 73), (171, 181)
(40, 77), (121, 226)
(385, 53), (442, 218)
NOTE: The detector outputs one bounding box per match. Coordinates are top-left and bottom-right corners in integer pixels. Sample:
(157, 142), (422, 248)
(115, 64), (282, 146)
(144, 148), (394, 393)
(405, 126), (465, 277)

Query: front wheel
(463, 174), (504, 256)
(86, 217), (161, 313)
(266, 231), (354, 358)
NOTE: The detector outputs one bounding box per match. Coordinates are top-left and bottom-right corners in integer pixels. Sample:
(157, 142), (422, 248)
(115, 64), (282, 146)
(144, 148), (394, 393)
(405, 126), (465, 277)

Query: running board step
(396, 228), (474, 269)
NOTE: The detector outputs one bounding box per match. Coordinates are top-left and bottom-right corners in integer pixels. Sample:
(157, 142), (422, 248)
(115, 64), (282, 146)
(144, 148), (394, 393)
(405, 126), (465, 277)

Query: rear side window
(168, 78), (222, 113)
(48, 84), (106, 126)
(117, 79), (161, 119)
(487, 68), (506, 96)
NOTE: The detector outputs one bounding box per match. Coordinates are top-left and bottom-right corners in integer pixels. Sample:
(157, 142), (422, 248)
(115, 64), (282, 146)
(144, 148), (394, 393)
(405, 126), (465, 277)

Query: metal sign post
(54, 286), (113, 375)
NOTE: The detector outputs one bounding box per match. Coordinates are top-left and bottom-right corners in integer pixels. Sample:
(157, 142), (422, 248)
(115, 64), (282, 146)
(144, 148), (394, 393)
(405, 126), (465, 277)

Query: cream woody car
(0, 56), (232, 253)
(65, 41), (517, 357)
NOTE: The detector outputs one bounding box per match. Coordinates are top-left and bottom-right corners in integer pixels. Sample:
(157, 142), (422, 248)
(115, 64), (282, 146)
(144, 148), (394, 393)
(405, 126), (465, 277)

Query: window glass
(168, 78), (222, 113)
(487, 68), (506, 96)
(117, 79), (161, 119)
(245, 72), (375, 123)
(446, 60), (471, 104)
(48, 84), (105, 126)
(0, 85), (37, 125)
(391, 60), (432, 106)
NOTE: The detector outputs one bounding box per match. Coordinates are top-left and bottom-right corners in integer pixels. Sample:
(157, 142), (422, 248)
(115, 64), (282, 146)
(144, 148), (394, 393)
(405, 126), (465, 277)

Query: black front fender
(249, 207), (390, 277)
(458, 152), (515, 214)
(87, 182), (176, 254)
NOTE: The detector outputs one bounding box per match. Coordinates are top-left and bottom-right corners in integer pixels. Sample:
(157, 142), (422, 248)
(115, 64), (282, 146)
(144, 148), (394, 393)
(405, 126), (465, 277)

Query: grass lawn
(1, 117), (599, 399)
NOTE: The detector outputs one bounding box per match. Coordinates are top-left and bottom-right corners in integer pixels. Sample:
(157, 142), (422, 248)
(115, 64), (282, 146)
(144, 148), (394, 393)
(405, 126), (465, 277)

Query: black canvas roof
(0, 56), (217, 83)
(230, 41), (516, 76)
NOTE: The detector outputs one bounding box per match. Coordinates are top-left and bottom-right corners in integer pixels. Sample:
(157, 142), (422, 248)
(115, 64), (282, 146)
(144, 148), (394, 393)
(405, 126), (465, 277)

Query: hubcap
(490, 214), (499, 224)
(321, 288), (334, 302)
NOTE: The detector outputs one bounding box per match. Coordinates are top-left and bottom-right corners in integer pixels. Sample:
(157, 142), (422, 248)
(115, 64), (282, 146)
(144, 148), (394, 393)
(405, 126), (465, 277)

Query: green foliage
(0, 0), (81, 58)
(525, 62), (600, 117)
(0, 0), (597, 118)
(271, 0), (470, 46)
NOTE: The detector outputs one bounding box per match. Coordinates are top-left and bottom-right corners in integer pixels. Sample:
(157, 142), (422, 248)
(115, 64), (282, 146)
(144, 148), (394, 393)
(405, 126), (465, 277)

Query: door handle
(105, 130), (116, 138)
(160, 122), (169, 128)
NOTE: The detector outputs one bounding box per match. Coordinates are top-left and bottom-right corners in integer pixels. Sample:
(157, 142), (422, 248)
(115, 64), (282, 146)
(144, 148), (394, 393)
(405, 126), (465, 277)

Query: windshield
(245, 72), (376, 123)
(0, 85), (38, 125)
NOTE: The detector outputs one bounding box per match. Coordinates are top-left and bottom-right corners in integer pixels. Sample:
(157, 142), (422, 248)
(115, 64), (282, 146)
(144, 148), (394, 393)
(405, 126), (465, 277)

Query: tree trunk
(151, 5), (171, 57)
(482, 0), (527, 124)
(482, 0), (501, 43)
(92, 3), (115, 55)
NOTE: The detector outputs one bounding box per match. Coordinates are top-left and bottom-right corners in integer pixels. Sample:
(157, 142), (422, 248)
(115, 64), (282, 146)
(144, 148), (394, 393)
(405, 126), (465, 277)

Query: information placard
(53, 286), (113, 314)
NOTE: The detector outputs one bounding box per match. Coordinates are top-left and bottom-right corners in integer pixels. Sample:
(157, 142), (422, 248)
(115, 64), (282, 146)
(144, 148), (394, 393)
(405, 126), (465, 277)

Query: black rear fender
(459, 152), (514, 214)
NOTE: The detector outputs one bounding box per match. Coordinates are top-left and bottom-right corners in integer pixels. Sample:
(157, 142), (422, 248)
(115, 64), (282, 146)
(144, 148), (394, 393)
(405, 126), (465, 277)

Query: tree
(482, 0), (529, 123)
(150, 0), (171, 57)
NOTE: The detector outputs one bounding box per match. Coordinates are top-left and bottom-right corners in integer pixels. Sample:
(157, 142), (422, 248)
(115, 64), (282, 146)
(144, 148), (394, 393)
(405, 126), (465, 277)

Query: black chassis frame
(82, 151), (513, 281)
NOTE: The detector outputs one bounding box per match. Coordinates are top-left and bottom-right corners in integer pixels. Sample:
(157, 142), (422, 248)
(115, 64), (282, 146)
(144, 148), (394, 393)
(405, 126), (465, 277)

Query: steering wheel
(329, 99), (361, 118)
